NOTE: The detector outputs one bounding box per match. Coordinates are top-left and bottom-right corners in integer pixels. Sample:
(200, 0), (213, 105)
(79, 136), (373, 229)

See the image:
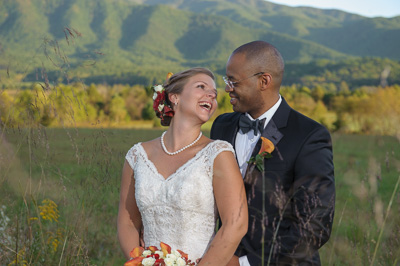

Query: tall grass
(320, 134), (400, 265)
(0, 128), (399, 265)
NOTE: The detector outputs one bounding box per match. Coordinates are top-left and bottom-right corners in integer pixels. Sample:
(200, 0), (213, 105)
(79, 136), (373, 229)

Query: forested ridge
(1, 0), (399, 135)
(1, 0), (399, 86)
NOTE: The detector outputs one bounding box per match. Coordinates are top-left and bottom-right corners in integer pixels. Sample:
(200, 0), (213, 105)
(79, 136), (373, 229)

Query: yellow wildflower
(38, 199), (59, 223)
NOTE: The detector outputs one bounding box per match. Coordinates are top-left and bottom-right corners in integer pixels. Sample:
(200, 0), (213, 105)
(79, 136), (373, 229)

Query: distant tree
(215, 93), (232, 115)
(311, 101), (337, 131)
(13, 90), (41, 125)
(87, 83), (105, 114)
(0, 90), (13, 126)
(123, 85), (148, 120)
(49, 84), (97, 126)
(109, 94), (128, 124)
(142, 101), (155, 120)
(311, 86), (325, 102)
(299, 86), (311, 95)
(339, 81), (350, 95)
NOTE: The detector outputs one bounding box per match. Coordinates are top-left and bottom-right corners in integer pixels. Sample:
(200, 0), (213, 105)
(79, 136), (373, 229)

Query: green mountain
(0, 0), (399, 86)
(129, 0), (400, 59)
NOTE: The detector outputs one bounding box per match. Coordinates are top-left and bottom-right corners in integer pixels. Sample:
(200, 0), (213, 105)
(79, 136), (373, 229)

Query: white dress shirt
(235, 95), (282, 266)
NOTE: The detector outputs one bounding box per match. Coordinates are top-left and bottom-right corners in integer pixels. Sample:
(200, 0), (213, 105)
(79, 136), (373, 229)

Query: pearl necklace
(161, 131), (202, 156)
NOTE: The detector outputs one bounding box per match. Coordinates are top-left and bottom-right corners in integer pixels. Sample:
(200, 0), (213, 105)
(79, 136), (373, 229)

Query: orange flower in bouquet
(124, 242), (195, 266)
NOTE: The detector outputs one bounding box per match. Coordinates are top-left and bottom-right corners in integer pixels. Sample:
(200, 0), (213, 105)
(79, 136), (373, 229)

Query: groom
(211, 41), (335, 265)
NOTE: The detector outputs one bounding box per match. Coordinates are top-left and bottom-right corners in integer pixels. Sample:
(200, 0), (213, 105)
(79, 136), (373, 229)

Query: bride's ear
(168, 94), (179, 106)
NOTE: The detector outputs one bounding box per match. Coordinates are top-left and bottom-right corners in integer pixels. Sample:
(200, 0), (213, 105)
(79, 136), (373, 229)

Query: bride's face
(173, 73), (218, 123)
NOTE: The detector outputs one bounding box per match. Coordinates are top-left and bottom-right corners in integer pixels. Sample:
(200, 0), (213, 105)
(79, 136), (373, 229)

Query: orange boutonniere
(248, 137), (275, 172)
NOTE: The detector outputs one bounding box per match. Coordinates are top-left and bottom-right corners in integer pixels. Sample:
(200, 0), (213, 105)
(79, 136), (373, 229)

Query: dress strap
(207, 140), (235, 169)
(125, 143), (142, 170)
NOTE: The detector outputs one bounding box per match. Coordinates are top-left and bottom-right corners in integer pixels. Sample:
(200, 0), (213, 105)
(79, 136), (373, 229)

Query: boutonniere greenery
(248, 137), (275, 172)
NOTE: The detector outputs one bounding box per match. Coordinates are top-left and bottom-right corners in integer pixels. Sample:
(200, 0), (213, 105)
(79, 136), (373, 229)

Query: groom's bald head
(231, 41), (285, 87)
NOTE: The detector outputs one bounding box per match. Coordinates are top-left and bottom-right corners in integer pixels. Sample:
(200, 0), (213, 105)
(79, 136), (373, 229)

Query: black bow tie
(239, 115), (266, 135)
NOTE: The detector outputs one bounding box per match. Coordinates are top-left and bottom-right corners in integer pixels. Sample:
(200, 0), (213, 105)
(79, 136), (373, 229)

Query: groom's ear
(260, 73), (272, 91)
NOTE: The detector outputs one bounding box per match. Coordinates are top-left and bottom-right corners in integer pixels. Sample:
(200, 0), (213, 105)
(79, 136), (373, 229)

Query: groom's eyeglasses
(223, 72), (265, 89)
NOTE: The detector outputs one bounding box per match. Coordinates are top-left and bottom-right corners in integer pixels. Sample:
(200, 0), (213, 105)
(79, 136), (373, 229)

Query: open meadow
(0, 127), (399, 265)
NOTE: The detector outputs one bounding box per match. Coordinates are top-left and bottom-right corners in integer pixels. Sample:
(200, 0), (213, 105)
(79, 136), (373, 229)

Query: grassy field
(0, 127), (399, 265)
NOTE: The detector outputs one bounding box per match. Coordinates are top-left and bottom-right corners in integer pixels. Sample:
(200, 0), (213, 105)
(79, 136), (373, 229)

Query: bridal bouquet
(124, 242), (195, 266)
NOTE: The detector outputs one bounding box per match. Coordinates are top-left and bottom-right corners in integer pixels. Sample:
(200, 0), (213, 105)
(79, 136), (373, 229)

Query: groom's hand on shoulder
(226, 255), (240, 266)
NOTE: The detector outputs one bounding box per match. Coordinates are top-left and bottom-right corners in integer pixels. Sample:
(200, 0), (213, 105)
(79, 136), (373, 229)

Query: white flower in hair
(154, 85), (164, 93)
(158, 104), (164, 112)
(153, 92), (158, 100)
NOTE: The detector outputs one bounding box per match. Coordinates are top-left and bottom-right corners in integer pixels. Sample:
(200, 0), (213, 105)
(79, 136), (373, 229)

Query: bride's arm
(199, 151), (248, 266)
(117, 160), (142, 259)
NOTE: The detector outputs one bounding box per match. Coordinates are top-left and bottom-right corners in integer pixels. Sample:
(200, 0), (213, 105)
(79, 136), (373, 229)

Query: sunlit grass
(1, 128), (399, 264)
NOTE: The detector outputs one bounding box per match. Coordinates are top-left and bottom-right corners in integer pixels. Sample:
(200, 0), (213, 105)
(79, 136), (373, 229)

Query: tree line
(1, 82), (399, 135)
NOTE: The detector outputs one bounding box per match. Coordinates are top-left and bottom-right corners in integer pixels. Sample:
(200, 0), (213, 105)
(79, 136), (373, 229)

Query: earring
(174, 102), (178, 106)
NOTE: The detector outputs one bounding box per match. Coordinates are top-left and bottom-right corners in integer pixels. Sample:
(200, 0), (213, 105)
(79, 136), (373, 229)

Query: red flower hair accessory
(152, 73), (175, 121)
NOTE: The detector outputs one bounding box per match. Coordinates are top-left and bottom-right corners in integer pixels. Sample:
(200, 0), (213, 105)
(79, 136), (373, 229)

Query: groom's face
(225, 53), (263, 117)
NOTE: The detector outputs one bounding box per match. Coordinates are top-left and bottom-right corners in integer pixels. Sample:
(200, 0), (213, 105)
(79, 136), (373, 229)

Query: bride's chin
(200, 115), (212, 123)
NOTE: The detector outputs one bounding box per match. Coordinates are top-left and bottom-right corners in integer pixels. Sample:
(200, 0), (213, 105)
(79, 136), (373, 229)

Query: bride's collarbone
(142, 139), (211, 176)
(152, 145), (198, 165)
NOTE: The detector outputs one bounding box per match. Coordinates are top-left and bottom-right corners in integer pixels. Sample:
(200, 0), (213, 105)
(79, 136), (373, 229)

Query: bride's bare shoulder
(141, 137), (159, 145)
(140, 137), (160, 152)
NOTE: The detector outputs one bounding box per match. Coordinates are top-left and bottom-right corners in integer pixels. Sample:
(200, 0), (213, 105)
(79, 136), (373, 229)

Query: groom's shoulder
(214, 112), (241, 124)
(287, 107), (330, 137)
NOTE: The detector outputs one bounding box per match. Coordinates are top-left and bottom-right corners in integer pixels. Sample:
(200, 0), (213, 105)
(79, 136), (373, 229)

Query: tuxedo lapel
(261, 119), (283, 147)
(262, 96), (292, 147)
(243, 97), (291, 178)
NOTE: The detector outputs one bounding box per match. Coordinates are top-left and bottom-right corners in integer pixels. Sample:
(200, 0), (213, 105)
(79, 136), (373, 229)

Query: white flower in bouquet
(172, 249), (182, 258)
(142, 257), (156, 266)
(176, 257), (187, 266)
(155, 250), (164, 257)
(125, 242), (194, 266)
(166, 253), (178, 261)
(164, 257), (175, 266)
(142, 250), (152, 257)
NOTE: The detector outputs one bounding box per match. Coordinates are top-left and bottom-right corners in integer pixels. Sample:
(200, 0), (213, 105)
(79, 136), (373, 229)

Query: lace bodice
(125, 140), (235, 261)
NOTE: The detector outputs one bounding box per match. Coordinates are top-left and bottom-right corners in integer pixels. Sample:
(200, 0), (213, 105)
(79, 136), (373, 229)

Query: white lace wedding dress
(125, 140), (235, 261)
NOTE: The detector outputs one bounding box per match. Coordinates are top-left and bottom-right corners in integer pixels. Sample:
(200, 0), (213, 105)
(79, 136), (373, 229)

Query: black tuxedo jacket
(210, 97), (335, 265)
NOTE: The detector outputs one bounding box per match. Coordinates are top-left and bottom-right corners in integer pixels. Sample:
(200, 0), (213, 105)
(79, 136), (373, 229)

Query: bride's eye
(197, 84), (205, 89)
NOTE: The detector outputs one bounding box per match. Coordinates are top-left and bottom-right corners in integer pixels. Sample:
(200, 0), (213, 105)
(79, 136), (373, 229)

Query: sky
(266, 0), (400, 18)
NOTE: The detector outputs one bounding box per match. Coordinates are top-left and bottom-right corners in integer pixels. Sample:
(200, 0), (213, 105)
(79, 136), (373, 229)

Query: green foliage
(142, 101), (155, 120)
(284, 57), (400, 88)
(2, 82), (400, 135)
(109, 94), (128, 123)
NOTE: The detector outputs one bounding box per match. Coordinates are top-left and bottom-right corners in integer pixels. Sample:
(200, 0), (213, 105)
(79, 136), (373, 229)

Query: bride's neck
(164, 123), (202, 150)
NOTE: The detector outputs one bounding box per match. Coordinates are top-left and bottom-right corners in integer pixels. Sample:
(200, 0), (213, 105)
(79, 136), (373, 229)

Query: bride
(117, 67), (248, 265)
